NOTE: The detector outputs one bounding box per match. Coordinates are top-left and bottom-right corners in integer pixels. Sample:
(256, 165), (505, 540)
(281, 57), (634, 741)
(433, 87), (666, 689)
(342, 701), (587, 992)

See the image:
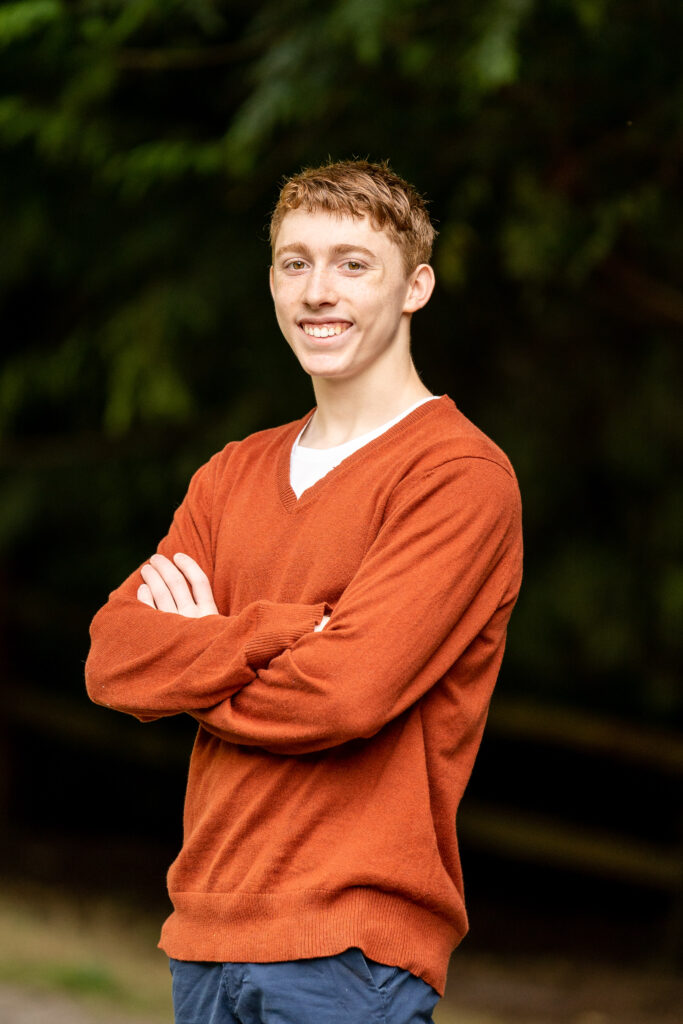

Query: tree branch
(601, 257), (683, 328)
(116, 42), (253, 71)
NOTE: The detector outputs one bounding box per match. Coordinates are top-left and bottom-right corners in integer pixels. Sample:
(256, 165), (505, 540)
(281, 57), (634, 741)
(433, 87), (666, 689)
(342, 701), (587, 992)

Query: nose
(303, 267), (337, 308)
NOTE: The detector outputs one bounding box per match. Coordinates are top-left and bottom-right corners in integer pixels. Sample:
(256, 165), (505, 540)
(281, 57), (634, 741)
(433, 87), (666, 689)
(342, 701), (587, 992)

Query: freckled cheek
(273, 287), (299, 320)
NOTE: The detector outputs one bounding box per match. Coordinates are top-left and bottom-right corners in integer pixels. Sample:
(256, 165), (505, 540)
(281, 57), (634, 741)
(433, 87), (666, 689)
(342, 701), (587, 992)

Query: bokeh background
(1, 1), (681, 1021)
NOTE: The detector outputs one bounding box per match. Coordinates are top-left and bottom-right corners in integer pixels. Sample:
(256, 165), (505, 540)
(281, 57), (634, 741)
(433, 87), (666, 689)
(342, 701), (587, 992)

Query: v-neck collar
(277, 395), (453, 512)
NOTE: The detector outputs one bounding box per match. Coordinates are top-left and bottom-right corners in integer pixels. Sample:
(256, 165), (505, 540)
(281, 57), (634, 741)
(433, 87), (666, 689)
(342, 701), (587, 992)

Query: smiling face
(270, 209), (434, 385)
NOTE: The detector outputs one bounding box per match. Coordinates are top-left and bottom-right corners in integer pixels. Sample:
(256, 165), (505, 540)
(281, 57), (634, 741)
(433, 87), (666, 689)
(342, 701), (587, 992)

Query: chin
(299, 356), (353, 379)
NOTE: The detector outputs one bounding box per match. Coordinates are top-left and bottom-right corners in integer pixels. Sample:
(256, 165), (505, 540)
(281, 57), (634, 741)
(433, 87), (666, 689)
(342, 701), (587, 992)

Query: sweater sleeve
(189, 456), (523, 753)
(84, 449), (327, 721)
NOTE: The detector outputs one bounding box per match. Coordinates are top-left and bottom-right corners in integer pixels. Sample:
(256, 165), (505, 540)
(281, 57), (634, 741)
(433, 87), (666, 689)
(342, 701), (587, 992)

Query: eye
(284, 259), (307, 271)
(343, 260), (365, 272)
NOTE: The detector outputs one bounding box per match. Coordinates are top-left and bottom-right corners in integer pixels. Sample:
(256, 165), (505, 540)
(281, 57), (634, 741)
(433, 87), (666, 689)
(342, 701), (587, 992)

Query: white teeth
(303, 323), (347, 337)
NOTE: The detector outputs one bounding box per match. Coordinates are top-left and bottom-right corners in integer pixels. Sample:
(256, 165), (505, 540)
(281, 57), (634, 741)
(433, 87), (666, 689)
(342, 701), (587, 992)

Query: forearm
(85, 447), (326, 722)
(86, 595), (327, 721)
(85, 593), (327, 721)
(190, 562), (517, 754)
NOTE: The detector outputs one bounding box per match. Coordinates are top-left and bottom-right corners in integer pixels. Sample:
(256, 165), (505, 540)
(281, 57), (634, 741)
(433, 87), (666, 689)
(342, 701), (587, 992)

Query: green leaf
(463, 0), (533, 93)
(0, 0), (61, 48)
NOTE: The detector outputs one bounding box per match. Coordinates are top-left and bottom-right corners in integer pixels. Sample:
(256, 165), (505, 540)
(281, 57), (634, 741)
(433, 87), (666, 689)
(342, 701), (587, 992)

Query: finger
(148, 553), (196, 613)
(137, 583), (156, 609)
(172, 553), (216, 609)
(140, 563), (179, 613)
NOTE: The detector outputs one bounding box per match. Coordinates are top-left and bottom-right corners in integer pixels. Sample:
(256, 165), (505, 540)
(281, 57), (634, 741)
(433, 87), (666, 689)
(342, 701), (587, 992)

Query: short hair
(269, 159), (437, 274)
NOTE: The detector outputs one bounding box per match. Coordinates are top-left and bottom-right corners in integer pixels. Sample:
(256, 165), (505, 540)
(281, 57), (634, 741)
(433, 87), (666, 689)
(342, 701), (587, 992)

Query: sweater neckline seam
(277, 395), (454, 513)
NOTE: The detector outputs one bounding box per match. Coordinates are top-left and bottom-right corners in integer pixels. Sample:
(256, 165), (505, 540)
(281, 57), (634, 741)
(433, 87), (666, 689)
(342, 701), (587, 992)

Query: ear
(269, 264), (275, 299)
(402, 263), (435, 314)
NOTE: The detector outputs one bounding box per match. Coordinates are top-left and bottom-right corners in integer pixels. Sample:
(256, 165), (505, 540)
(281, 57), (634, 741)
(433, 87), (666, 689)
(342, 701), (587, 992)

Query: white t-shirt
(290, 396), (439, 499)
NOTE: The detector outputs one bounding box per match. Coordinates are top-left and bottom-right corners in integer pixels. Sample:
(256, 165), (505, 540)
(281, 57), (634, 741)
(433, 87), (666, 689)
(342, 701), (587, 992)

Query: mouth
(298, 320), (352, 339)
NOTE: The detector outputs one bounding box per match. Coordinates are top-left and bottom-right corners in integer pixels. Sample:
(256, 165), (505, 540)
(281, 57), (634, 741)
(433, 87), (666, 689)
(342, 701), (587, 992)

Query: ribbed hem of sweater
(158, 887), (463, 996)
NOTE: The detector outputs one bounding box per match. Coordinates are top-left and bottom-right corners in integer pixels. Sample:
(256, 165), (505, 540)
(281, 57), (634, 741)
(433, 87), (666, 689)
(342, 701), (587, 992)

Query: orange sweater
(85, 396), (522, 996)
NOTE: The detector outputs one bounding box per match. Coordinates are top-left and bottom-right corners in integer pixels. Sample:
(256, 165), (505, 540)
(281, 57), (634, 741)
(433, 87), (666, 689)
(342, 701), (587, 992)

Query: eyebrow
(274, 242), (378, 261)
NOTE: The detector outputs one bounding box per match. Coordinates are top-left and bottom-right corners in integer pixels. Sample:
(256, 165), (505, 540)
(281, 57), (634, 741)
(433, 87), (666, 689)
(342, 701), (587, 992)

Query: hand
(314, 614), (330, 632)
(137, 553), (219, 618)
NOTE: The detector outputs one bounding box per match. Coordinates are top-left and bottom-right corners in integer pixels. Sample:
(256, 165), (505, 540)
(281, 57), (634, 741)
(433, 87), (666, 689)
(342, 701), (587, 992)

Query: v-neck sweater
(85, 396), (523, 996)
(290, 396), (439, 497)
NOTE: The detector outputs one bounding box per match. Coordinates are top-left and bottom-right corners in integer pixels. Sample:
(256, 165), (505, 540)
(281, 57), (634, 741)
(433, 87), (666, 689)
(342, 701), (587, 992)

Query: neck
(304, 360), (432, 449)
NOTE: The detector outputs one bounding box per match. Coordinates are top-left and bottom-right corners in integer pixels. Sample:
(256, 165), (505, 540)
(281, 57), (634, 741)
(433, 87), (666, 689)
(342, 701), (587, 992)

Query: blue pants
(170, 948), (440, 1024)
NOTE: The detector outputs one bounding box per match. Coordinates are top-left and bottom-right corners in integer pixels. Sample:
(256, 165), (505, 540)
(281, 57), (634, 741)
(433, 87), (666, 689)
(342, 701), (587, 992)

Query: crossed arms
(86, 452), (522, 755)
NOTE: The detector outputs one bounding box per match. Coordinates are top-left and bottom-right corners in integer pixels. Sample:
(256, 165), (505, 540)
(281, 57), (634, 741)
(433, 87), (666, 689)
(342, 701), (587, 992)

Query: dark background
(1, 0), (681, 973)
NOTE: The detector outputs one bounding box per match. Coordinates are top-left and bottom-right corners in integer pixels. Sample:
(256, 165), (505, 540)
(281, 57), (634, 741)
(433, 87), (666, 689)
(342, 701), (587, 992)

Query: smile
(300, 322), (351, 338)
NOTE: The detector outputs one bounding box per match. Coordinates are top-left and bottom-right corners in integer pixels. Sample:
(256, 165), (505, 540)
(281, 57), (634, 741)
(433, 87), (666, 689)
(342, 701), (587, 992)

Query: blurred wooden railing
(3, 687), (682, 897)
(460, 698), (683, 894)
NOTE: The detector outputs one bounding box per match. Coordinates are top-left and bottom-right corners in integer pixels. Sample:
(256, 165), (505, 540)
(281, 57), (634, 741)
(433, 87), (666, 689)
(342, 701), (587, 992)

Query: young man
(86, 159), (523, 1024)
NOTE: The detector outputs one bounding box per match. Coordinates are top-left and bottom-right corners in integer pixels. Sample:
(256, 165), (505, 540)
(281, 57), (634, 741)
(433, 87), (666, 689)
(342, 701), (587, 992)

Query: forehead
(273, 208), (400, 259)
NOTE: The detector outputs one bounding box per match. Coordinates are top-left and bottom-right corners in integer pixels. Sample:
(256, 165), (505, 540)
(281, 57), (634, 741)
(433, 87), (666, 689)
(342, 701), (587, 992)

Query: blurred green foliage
(0, 0), (681, 725)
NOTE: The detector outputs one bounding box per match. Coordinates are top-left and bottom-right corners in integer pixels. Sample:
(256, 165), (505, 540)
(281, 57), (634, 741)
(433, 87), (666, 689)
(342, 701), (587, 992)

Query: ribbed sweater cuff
(244, 601), (329, 668)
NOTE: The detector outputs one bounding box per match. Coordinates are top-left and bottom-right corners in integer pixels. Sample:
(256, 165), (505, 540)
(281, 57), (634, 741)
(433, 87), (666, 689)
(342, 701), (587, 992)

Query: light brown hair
(269, 159), (437, 273)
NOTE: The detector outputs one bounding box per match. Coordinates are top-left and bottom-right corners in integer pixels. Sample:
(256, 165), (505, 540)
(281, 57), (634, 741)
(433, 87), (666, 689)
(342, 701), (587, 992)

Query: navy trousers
(170, 948), (440, 1024)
